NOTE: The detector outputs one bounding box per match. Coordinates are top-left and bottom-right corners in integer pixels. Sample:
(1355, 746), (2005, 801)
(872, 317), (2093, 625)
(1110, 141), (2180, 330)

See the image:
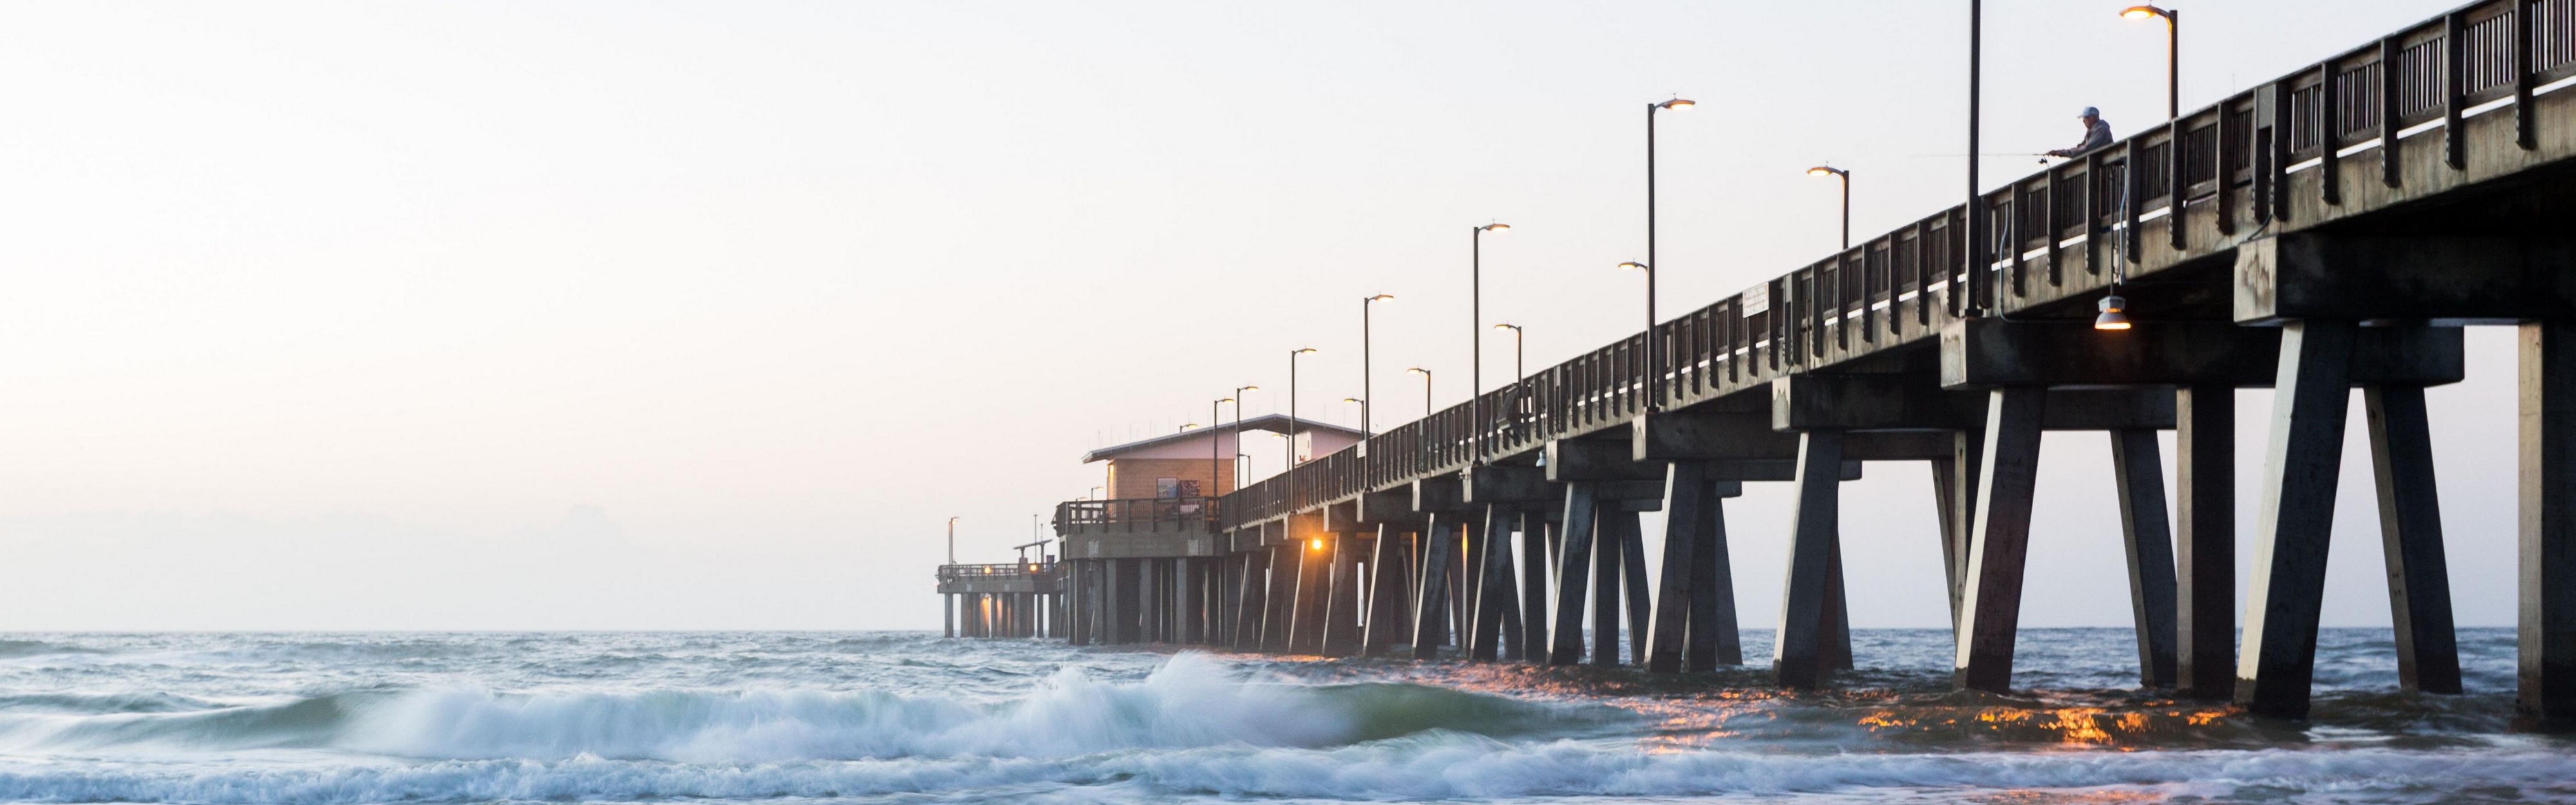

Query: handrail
(1054, 497), (1221, 533)
(1216, 0), (2575, 533)
(936, 562), (1060, 583)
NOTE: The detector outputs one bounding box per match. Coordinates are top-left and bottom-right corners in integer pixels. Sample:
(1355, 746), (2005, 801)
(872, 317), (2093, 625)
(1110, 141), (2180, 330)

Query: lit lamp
(1806, 166), (1852, 250)
(1470, 223), (1510, 464)
(1640, 97), (1694, 410)
(2094, 295), (2132, 330)
(2121, 5), (2181, 120)
(1406, 367), (1433, 419)
(1361, 294), (1394, 437)
(1309, 538), (1325, 551)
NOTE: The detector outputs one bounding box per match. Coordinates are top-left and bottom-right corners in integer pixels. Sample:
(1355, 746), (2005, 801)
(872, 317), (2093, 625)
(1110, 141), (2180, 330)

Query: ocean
(0, 629), (2565, 804)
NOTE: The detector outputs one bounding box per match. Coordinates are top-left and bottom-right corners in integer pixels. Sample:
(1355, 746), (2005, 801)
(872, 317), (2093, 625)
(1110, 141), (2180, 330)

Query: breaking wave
(1, 743), (2571, 804)
(0, 654), (1600, 762)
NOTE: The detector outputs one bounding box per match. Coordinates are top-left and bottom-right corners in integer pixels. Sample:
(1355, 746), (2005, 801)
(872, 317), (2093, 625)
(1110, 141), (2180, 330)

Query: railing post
(2218, 98), (2241, 234)
(2007, 184), (2029, 299)
(2124, 138), (2144, 263)
(2266, 80), (2291, 223)
(2445, 12), (2469, 169)
(2517, 0), (2538, 149)
(2321, 61), (2344, 205)
(2382, 37), (2404, 189)
(2170, 120), (2189, 251)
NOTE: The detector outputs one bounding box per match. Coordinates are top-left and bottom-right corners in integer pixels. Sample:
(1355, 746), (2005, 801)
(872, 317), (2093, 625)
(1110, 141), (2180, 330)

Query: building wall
(1106, 457), (1235, 500)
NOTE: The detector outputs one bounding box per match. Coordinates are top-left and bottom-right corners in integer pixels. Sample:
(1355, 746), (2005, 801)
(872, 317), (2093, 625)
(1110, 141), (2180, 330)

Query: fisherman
(2045, 107), (2115, 157)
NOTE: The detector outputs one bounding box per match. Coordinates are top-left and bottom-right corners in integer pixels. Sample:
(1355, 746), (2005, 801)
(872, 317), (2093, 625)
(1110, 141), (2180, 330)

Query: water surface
(0, 629), (2563, 803)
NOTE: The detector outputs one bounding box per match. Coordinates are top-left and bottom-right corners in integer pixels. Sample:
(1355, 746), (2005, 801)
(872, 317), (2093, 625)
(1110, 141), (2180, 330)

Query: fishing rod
(1909, 151), (2060, 164)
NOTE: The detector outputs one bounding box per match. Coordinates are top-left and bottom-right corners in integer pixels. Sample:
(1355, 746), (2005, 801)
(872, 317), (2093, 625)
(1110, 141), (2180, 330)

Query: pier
(956, 0), (2576, 732)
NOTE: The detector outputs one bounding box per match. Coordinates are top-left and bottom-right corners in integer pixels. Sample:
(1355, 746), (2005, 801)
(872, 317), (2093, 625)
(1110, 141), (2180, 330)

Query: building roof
(1080, 413), (1365, 463)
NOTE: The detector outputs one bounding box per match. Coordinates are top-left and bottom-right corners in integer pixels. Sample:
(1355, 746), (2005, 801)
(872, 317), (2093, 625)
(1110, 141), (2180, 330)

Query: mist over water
(0, 630), (2564, 804)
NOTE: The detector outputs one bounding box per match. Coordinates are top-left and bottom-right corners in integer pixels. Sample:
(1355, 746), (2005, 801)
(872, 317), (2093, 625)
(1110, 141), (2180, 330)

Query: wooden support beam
(1955, 388), (2048, 692)
(1776, 374), (2176, 432)
(1621, 512), (1652, 666)
(2177, 386), (2237, 698)
(1943, 319), (2467, 389)
(2520, 321), (2576, 732)
(1409, 514), (1453, 659)
(2237, 321), (2358, 719)
(2237, 234), (2576, 325)
(1646, 462), (1709, 672)
(2364, 386), (2463, 694)
(1321, 534), (1365, 656)
(1414, 476), (1466, 514)
(1549, 437), (1667, 482)
(1465, 465), (1555, 504)
(1294, 545), (1331, 652)
(1593, 507), (1627, 666)
(1264, 542), (1299, 652)
(1520, 511), (1550, 663)
(1141, 559), (1163, 643)
(1823, 531), (1853, 670)
(1234, 551), (1267, 650)
(1549, 483), (1600, 666)
(1686, 488), (1742, 669)
(1468, 506), (1513, 661)
(1362, 526), (1406, 656)
(2112, 428), (2182, 688)
(1927, 457), (1962, 627)
(1496, 519), (1528, 662)
(1774, 431), (1846, 689)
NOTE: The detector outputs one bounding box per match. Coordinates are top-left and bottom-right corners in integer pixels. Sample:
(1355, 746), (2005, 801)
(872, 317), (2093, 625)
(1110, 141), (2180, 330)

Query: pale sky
(0, 0), (2512, 632)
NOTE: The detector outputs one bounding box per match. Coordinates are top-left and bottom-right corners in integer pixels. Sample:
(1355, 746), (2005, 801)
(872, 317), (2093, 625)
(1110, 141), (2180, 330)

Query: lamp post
(1492, 323), (1524, 433)
(1289, 348), (1317, 513)
(1643, 98), (1693, 409)
(2122, 5), (2181, 120)
(1806, 166), (1852, 250)
(1406, 368), (1433, 419)
(1965, 0), (1984, 316)
(947, 516), (960, 564)
(1362, 294), (1394, 437)
(1232, 384), (1259, 488)
(1213, 397), (1238, 495)
(1471, 223), (1508, 460)
(1617, 261), (1654, 382)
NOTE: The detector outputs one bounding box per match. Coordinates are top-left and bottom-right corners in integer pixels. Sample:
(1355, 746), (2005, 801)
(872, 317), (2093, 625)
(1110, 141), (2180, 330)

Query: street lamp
(1965, 1), (1985, 317)
(1492, 323), (1525, 434)
(1643, 99), (1692, 410)
(1617, 262), (1654, 374)
(2122, 5), (2181, 120)
(1362, 294), (1394, 437)
(946, 516), (960, 564)
(1806, 166), (1852, 250)
(1289, 348), (1317, 512)
(1233, 384), (1259, 488)
(1491, 324), (1524, 383)
(1213, 397), (1239, 494)
(1471, 223), (1509, 462)
(1407, 367), (1434, 419)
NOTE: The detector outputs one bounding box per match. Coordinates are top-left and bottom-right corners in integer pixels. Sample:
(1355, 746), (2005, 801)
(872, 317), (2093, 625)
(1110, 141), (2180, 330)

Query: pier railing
(1220, 0), (2576, 534)
(1054, 497), (1221, 534)
(936, 562), (1061, 583)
